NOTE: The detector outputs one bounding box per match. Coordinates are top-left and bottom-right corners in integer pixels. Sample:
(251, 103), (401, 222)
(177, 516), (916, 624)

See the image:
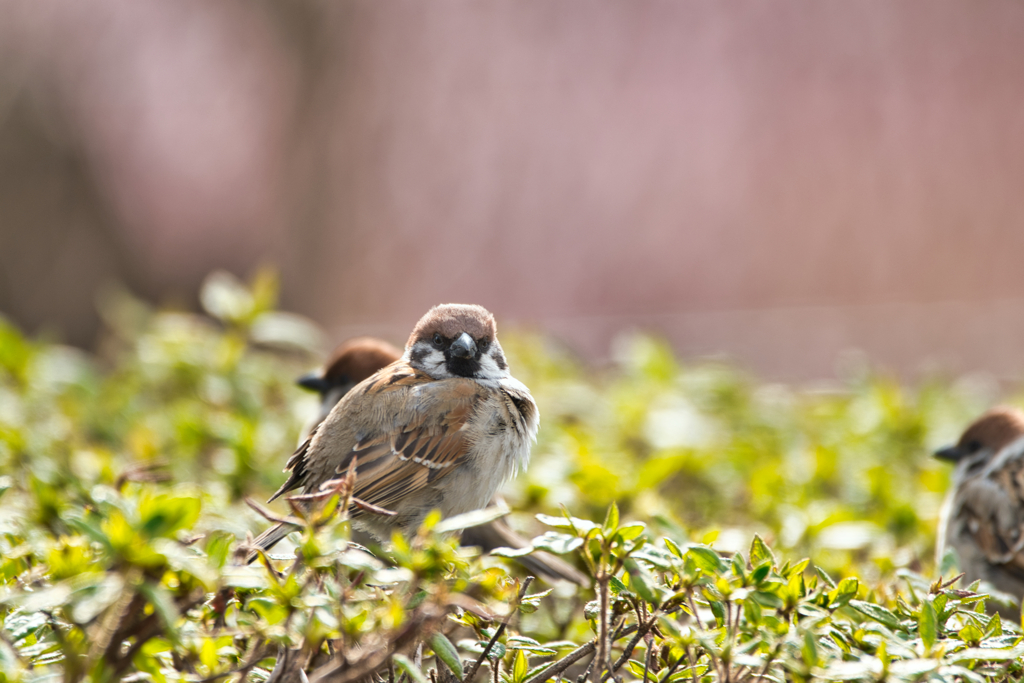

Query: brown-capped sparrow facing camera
(255, 321), (587, 585)
(936, 405), (1024, 618)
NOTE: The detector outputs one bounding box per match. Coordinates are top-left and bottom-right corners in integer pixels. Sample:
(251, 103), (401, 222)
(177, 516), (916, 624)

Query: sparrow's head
(298, 337), (401, 399)
(406, 304), (508, 380)
(936, 406), (1024, 470)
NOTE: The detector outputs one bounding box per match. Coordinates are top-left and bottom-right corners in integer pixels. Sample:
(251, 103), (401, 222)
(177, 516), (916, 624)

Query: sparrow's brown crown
(407, 304), (496, 348)
(938, 406), (1024, 463)
(323, 337), (402, 385)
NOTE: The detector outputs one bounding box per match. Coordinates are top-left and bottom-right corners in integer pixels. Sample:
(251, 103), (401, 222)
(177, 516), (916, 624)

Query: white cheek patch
(476, 350), (509, 380)
(407, 343), (452, 379)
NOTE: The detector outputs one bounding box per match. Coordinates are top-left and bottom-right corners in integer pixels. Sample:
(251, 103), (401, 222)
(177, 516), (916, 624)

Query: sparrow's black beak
(297, 372), (331, 394)
(449, 332), (477, 359)
(934, 445), (964, 463)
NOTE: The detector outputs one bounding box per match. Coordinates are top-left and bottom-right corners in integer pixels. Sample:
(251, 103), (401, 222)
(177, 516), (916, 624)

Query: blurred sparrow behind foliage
(0, 269), (1016, 682)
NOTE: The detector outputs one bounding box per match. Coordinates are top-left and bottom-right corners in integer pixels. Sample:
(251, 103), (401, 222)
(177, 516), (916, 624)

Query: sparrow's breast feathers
(269, 359), (537, 517)
(952, 437), (1024, 574)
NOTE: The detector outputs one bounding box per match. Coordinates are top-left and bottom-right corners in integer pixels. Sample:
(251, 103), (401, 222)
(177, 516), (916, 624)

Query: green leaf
(506, 636), (555, 654)
(958, 621), (984, 646)
(603, 502), (620, 534)
(784, 558), (810, 578)
(531, 532), (584, 555)
(801, 630), (819, 667)
(512, 648), (528, 683)
(430, 633), (463, 681)
(752, 591), (784, 609)
(624, 558), (663, 606)
(614, 523), (646, 543)
(815, 566), (837, 590)
(743, 596), (762, 625)
(535, 513), (599, 534)
(751, 564), (771, 584)
(663, 537), (685, 559)
(687, 545), (727, 574)
(953, 645), (1024, 661)
(393, 654), (430, 683)
(828, 577), (859, 609)
(490, 546), (535, 558)
(749, 534), (775, 568)
(435, 506), (510, 534)
(918, 598), (937, 652)
(985, 612), (1003, 638)
(849, 600), (900, 630)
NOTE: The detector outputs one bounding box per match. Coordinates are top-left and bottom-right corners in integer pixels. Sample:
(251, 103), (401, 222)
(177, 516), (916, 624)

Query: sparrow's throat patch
(446, 356), (480, 378)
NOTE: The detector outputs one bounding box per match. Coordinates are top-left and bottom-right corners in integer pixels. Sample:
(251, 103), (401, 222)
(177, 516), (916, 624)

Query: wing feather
(281, 360), (484, 517)
(957, 445), (1024, 573)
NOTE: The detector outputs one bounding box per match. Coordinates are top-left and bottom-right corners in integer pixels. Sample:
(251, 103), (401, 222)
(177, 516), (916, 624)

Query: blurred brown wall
(4, 2), (1024, 379)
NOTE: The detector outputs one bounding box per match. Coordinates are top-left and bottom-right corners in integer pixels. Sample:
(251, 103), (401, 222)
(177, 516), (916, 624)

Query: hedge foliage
(0, 271), (1022, 682)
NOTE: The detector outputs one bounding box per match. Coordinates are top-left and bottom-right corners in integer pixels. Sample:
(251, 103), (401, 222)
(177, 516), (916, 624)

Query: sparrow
(936, 405), (1024, 617)
(273, 334), (588, 585)
(250, 304), (539, 555)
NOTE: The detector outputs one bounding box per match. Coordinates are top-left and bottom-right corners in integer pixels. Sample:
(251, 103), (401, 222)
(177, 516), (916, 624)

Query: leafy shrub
(0, 271), (1019, 682)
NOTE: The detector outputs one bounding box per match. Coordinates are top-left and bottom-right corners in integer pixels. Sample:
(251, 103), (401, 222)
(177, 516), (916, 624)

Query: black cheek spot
(494, 350), (507, 371)
(409, 347), (428, 365)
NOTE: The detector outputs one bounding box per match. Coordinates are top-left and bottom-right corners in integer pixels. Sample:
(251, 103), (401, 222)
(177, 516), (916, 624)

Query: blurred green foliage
(0, 270), (1018, 682)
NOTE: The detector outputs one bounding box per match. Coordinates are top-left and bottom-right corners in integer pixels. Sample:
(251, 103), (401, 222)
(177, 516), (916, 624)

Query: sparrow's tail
(461, 519), (590, 587)
(246, 522), (299, 565)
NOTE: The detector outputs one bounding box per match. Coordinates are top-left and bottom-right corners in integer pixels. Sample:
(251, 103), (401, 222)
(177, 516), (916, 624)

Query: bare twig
(115, 460), (171, 491)
(286, 458), (396, 518)
(655, 653), (687, 683)
(109, 590), (208, 677)
(91, 569), (144, 669)
(607, 613), (659, 676)
(523, 641), (597, 683)
(938, 573), (966, 591)
(309, 604), (446, 683)
(641, 638), (653, 683)
(577, 653), (597, 683)
(593, 572), (611, 683)
(464, 576), (535, 683)
(245, 497), (303, 527)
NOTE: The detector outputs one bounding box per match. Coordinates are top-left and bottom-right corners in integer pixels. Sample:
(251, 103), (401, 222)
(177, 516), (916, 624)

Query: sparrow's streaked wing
(270, 361), (482, 515)
(955, 442), (1024, 573)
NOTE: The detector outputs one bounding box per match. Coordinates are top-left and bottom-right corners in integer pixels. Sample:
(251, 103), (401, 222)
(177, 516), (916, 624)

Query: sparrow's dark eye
(967, 439), (983, 454)
(432, 333), (444, 348)
(477, 338), (490, 350)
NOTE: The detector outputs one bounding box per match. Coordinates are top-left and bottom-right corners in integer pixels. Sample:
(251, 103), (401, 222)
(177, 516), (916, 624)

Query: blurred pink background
(4, 2), (1024, 379)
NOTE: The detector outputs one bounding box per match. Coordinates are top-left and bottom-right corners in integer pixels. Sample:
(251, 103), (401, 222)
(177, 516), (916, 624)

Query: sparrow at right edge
(291, 334), (588, 586)
(935, 405), (1024, 618)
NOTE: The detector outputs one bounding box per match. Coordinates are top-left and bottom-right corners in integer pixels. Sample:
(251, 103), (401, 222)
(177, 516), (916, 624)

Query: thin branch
(109, 590), (207, 677)
(464, 577), (534, 683)
(245, 497), (303, 526)
(523, 642), (597, 683)
(606, 613), (659, 676)
(592, 573), (610, 683)
(655, 653), (687, 683)
(309, 605), (446, 683)
(577, 653), (597, 683)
